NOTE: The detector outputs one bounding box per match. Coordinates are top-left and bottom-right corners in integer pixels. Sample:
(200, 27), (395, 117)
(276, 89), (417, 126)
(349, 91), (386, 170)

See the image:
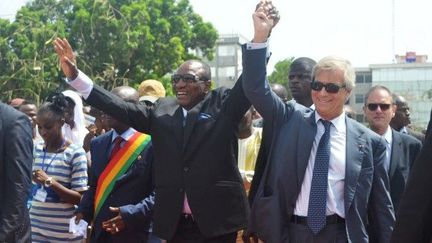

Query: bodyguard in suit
(0, 101), (33, 243)
(391, 110), (432, 243)
(75, 86), (155, 243)
(363, 85), (421, 210)
(243, 3), (395, 242)
(53, 36), (255, 242)
(390, 94), (425, 143)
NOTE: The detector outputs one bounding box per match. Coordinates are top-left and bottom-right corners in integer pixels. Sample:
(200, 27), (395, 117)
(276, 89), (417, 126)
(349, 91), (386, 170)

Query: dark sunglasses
(171, 74), (206, 84)
(367, 103), (391, 111)
(311, 81), (346, 93)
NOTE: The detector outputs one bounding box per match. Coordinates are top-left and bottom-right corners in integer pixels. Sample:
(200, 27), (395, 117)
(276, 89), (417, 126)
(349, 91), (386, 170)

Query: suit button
(183, 167), (189, 172)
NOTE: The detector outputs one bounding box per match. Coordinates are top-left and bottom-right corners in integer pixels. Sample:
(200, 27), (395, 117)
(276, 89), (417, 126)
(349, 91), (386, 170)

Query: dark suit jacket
(406, 126), (425, 144)
(388, 130), (421, 210)
(0, 102), (33, 243)
(80, 75), (250, 239)
(242, 46), (395, 243)
(77, 130), (154, 243)
(391, 110), (432, 243)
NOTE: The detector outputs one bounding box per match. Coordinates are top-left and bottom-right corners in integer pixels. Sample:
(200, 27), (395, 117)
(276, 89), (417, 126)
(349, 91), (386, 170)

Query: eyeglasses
(311, 81), (346, 93)
(171, 74), (206, 84)
(367, 103), (391, 111)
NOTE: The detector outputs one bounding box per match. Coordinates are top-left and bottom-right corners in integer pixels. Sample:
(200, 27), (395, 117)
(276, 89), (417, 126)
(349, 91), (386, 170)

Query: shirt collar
(111, 127), (136, 142)
(315, 111), (346, 133)
(383, 126), (393, 144)
(182, 108), (188, 118)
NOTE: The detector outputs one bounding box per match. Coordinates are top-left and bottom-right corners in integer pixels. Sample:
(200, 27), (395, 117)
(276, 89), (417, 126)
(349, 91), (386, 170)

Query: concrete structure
(350, 53), (432, 129)
(207, 34), (248, 88)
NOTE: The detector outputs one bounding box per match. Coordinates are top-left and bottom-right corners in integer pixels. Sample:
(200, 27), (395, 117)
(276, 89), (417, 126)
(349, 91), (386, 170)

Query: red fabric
(109, 136), (123, 160)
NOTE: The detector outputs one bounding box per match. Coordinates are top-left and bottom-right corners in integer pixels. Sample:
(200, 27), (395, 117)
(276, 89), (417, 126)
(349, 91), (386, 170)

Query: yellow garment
(238, 127), (262, 184)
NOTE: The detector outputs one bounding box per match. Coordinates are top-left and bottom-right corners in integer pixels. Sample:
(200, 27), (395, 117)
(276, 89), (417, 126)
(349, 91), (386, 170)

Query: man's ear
(204, 80), (212, 93)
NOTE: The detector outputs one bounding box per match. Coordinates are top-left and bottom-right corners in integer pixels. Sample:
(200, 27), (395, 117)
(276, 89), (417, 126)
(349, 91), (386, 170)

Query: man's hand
(53, 38), (79, 80)
(101, 207), (125, 234)
(253, 0), (280, 43)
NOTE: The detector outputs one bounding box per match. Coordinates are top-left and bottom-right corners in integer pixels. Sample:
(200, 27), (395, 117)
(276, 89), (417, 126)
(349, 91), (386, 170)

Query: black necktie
(307, 119), (332, 234)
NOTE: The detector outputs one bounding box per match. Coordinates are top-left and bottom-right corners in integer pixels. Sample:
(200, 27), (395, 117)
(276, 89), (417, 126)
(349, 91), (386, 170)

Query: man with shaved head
(75, 86), (155, 243)
(288, 57), (316, 108)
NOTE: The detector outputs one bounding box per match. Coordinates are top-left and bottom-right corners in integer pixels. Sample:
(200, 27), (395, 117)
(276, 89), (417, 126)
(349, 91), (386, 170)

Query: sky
(2, 0), (432, 71)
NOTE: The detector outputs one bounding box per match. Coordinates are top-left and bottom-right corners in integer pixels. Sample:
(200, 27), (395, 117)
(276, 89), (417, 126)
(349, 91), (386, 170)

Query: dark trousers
(288, 222), (347, 243)
(169, 215), (237, 243)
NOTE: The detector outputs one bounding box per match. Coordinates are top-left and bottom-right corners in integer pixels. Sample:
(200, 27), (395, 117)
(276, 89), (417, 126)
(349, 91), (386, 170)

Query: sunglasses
(311, 81), (346, 93)
(171, 74), (206, 84)
(367, 103), (391, 111)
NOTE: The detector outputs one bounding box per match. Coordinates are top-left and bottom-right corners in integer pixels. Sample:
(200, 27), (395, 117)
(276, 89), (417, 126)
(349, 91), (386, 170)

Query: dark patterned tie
(109, 136), (123, 160)
(307, 119), (332, 234)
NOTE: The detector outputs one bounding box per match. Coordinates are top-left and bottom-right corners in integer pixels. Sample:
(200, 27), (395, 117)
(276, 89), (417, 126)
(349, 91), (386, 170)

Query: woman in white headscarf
(62, 90), (88, 147)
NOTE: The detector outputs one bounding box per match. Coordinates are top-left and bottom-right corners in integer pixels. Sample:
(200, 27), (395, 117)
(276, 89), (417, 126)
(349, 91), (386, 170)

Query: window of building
(364, 74), (372, 83)
(218, 66), (236, 80)
(218, 45), (236, 56)
(356, 74), (364, 83)
(355, 94), (364, 104)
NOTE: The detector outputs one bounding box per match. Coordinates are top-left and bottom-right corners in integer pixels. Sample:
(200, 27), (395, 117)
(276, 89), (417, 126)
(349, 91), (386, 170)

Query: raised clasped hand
(253, 0), (280, 43)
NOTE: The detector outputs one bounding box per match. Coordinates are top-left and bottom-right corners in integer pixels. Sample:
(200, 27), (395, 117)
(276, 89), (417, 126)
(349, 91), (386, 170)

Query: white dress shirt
(294, 111), (347, 218)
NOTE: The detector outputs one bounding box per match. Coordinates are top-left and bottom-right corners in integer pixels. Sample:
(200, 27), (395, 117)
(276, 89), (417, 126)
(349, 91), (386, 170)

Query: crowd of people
(1, 1), (432, 243)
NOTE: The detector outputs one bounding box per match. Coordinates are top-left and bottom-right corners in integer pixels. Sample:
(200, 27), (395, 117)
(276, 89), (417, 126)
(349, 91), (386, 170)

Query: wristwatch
(44, 177), (53, 188)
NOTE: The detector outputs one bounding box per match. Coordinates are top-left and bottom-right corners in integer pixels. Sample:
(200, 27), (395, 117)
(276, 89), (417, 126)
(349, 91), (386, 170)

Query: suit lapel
(101, 131), (114, 168)
(297, 111), (317, 186)
(389, 130), (401, 179)
(344, 119), (365, 213)
(172, 106), (184, 148)
(182, 99), (205, 151)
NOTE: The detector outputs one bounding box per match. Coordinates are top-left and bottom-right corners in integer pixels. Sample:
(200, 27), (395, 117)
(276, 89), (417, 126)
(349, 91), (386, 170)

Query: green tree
(268, 57), (294, 86)
(267, 57), (294, 99)
(0, 0), (218, 102)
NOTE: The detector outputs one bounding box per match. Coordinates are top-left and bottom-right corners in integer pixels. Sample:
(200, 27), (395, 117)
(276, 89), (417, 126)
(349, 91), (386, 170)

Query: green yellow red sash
(94, 132), (151, 217)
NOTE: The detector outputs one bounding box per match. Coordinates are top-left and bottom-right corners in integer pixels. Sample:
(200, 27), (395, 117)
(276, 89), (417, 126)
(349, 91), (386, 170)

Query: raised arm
(242, 1), (292, 126)
(53, 38), (152, 133)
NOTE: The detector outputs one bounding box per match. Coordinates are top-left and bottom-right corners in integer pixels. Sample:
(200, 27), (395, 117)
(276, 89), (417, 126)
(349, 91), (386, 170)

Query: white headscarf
(62, 90), (88, 147)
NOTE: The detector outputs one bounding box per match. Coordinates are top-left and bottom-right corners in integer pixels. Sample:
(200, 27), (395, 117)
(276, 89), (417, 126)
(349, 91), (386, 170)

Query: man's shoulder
(397, 130), (422, 147)
(347, 117), (381, 140)
(91, 130), (113, 146)
(0, 101), (24, 121)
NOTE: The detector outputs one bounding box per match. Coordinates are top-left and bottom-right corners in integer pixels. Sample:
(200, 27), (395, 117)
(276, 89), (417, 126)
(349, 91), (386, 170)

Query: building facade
(350, 54), (432, 129)
(207, 34), (248, 88)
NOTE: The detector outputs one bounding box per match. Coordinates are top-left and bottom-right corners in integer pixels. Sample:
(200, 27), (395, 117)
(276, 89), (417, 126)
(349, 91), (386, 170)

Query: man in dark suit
(249, 57), (316, 206)
(53, 36), (256, 242)
(363, 85), (421, 210)
(0, 101), (33, 243)
(391, 110), (432, 243)
(242, 4), (394, 242)
(390, 94), (425, 143)
(75, 86), (154, 243)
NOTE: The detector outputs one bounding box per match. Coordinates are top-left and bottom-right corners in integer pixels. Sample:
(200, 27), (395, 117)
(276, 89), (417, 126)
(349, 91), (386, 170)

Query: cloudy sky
(2, 0), (432, 70)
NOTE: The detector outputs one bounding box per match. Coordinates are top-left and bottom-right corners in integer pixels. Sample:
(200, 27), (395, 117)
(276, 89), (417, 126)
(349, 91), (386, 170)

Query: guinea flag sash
(94, 132), (151, 217)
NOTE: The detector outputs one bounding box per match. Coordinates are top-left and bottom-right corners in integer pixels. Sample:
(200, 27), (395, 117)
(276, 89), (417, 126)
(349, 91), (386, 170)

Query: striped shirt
(30, 142), (88, 242)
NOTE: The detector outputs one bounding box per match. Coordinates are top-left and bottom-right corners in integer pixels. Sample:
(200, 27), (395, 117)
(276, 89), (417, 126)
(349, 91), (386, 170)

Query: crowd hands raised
(1, 1), (431, 242)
